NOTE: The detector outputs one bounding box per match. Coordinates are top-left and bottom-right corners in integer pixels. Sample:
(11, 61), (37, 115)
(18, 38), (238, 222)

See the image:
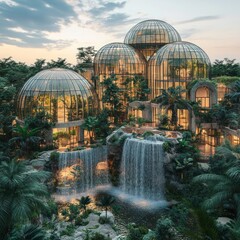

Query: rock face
(57, 212), (117, 240)
(30, 151), (53, 170)
(100, 211), (115, 224)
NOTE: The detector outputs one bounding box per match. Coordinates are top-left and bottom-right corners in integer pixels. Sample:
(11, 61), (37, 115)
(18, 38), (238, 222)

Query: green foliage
(101, 74), (124, 124)
(162, 141), (174, 153)
(75, 216), (89, 226)
(9, 123), (42, 158)
(143, 231), (156, 240)
(0, 159), (50, 237)
(158, 114), (169, 129)
(8, 224), (47, 240)
(152, 86), (192, 129)
(193, 208), (219, 240)
(75, 46), (96, 72)
(155, 217), (174, 240)
(60, 224), (75, 236)
(89, 232), (111, 240)
(211, 58), (240, 77)
(96, 195), (115, 218)
(213, 76), (240, 85)
(127, 223), (146, 240)
(123, 75), (150, 102)
(77, 196), (92, 212)
(25, 108), (53, 130)
(142, 131), (154, 139)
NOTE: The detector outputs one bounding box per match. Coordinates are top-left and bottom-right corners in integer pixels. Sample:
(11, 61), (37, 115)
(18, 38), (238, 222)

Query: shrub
(75, 216), (89, 226)
(155, 218), (174, 240)
(60, 224), (75, 236)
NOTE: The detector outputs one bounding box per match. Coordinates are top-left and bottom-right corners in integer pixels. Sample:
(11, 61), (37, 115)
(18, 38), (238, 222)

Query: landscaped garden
(0, 55), (239, 240)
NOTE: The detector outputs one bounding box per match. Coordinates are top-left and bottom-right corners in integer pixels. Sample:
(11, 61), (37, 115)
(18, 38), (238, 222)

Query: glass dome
(94, 42), (147, 104)
(124, 19), (181, 60)
(94, 42), (146, 76)
(17, 68), (98, 123)
(148, 41), (211, 99)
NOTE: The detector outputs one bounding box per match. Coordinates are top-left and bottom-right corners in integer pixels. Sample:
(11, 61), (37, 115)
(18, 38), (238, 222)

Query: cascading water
(121, 137), (165, 200)
(58, 146), (109, 194)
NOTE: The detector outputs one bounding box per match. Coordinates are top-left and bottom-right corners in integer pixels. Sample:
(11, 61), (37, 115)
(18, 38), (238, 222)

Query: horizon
(0, 0), (240, 65)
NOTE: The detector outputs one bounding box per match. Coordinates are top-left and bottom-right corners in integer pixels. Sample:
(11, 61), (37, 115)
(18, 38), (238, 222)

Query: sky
(0, 0), (240, 65)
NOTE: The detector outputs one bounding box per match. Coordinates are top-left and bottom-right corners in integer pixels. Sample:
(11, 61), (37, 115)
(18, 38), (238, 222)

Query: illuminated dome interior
(124, 19), (181, 60)
(148, 41), (211, 99)
(17, 68), (98, 123)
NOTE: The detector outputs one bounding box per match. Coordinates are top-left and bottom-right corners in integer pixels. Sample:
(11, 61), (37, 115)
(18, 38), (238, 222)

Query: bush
(60, 224), (75, 236)
(75, 216), (89, 226)
(127, 223), (145, 240)
(155, 218), (174, 240)
(90, 232), (111, 240)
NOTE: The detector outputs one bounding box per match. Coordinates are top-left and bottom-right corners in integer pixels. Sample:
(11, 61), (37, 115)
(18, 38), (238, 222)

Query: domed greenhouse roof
(124, 19), (181, 60)
(94, 42), (146, 75)
(17, 68), (98, 123)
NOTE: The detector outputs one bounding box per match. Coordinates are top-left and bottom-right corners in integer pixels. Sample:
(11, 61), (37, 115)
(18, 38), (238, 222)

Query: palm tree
(96, 195), (115, 218)
(9, 123), (41, 157)
(193, 169), (240, 218)
(77, 196), (92, 213)
(0, 159), (50, 237)
(8, 224), (47, 240)
(152, 86), (192, 129)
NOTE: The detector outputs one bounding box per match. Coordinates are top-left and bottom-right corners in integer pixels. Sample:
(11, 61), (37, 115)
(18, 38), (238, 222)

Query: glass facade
(94, 43), (147, 105)
(124, 20), (181, 60)
(17, 68), (98, 123)
(148, 41), (211, 99)
(196, 87), (210, 108)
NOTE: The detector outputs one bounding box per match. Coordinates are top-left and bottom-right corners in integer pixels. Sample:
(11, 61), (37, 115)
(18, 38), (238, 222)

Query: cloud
(0, 0), (77, 47)
(88, 1), (126, 16)
(79, 0), (141, 36)
(180, 28), (198, 38)
(175, 16), (220, 25)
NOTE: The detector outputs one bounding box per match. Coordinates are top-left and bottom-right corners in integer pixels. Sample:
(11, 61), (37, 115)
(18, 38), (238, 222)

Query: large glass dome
(124, 19), (181, 60)
(94, 42), (146, 76)
(94, 42), (147, 104)
(148, 41), (211, 99)
(17, 68), (98, 123)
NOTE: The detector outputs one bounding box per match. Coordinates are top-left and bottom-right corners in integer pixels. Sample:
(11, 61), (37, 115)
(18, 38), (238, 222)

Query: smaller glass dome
(148, 41), (211, 99)
(94, 42), (146, 76)
(124, 19), (181, 60)
(17, 68), (98, 123)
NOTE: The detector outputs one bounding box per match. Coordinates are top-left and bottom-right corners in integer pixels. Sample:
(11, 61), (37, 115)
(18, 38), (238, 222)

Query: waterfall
(58, 146), (109, 194)
(121, 138), (165, 200)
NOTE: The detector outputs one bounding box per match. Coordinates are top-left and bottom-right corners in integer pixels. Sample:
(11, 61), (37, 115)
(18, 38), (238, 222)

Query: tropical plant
(78, 196), (92, 213)
(9, 123), (41, 157)
(193, 160), (240, 219)
(155, 217), (174, 240)
(0, 159), (50, 237)
(123, 75), (150, 102)
(101, 74), (124, 124)
(8, 224), (47, 240)
(96, 195), (115, 218)
(82, 116), (98, 143)
(211, 58), (240, 77)
(152, 86), (192, 129)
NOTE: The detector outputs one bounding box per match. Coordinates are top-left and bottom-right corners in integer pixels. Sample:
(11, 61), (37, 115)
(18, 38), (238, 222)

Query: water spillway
(58, 146), (109, 193)
(121, 138), (165, 200)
